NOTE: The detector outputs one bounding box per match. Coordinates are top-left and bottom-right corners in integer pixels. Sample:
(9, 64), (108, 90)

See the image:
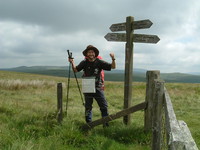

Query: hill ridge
(0, 66), (200, 83)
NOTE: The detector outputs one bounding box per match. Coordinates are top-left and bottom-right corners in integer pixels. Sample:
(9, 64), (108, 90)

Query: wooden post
(82, 102), (147, 130)
(123, 16), (134, 125)
(57, 83), (63, 123)
(151, 79), (164, 150)
(144, 71), (160, 131)
(105, 17), (160, 125)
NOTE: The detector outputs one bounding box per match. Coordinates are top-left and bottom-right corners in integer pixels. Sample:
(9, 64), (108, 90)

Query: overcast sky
(0, 0), (200, 73)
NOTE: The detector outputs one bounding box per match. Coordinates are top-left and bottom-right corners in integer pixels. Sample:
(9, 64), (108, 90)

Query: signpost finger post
(124, 16), (134, 125)
(105, 16), (160, 125)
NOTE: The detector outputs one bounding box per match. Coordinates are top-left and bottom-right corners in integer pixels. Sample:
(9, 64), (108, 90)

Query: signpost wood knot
(104, 16), (160, 125)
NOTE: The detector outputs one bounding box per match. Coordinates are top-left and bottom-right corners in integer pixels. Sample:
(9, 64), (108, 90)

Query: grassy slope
(2, 66), (200, 83)
(0, 70), (199, 149)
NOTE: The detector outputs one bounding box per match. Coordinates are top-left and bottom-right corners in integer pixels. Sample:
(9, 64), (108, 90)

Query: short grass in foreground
(0, 70), (199, 149)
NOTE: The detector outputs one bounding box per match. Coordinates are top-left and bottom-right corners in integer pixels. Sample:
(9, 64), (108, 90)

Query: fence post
(144, 70), (160, 131)
(57, 83), (63, 123)
(151, 79), (164, 150)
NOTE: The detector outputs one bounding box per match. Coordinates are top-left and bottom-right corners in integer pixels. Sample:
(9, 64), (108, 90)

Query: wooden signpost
(104, 16), (160, 125)
(109, 19), (153, 32)
(104, 33), (160, 43)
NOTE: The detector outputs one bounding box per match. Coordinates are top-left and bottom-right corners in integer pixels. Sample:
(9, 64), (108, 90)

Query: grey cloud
(0, 0), (115, 34)
(0, 0), (194, 44)
(0, 0), (200, 73)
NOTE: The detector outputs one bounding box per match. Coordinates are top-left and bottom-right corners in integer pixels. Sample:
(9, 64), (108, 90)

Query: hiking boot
(103, 122), (109, 128)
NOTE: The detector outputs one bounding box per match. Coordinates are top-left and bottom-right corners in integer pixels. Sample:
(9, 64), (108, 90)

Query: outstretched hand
(109, 53), (115, 60)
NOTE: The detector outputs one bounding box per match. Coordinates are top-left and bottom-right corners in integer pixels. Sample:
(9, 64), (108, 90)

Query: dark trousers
(84, 88), (108, 123)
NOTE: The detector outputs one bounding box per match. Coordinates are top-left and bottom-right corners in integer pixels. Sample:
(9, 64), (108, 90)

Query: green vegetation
(1, 66), (200, 83)
(0, 70), (199, 149)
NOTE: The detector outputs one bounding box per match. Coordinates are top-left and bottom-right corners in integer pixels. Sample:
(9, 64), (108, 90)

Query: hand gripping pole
(67, 50), (85, 107)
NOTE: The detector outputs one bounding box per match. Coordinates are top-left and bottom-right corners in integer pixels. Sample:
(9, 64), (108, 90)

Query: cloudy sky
(0, 0), (200, 73)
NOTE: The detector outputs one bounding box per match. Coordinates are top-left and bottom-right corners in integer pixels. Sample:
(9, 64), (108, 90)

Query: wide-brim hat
(82, 45), (99, 57)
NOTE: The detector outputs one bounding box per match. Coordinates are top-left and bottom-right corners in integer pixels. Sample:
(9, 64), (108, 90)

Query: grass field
(0, 70), (199, 150)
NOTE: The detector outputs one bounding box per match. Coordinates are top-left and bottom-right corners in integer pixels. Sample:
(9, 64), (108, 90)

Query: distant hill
(161, 73), (200, 83)
(1, 66), (200, 83)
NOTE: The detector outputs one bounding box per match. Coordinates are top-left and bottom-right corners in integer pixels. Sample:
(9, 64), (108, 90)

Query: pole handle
(67, 50), (73, 59)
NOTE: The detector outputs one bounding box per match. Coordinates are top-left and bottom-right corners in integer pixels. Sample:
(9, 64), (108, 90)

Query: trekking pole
(66, 50), (71, 115)
(67, 50), (85, 106)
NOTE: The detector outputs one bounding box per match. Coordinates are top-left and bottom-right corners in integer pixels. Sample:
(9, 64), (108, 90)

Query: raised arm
(110, 53), (116, 69)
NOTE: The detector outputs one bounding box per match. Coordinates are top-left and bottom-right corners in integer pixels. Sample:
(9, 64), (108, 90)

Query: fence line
(145, 71), (199, 150)
(57, 70), (198, 149)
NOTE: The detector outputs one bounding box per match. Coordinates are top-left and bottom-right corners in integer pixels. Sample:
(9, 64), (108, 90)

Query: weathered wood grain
(82, 102), (147, 130)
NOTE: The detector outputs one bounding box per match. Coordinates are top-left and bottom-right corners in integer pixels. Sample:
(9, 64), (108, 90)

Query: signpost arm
(104, 16), (160, 125)
(123, 16), (134, 125)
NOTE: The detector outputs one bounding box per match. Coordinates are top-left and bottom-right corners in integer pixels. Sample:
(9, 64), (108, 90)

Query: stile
(82, 102), (147, 130)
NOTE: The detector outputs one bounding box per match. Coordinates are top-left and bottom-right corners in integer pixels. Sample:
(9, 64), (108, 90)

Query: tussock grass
(0, 79), (56, 90)
(0, 70), (199, 149)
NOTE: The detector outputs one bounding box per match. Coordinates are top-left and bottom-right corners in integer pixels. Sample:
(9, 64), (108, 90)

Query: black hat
(82, 45), (99, 57)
